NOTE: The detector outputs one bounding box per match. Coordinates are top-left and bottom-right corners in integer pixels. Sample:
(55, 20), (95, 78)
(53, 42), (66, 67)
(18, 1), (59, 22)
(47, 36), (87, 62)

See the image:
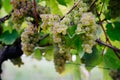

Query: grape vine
(0, 0), (120, 80)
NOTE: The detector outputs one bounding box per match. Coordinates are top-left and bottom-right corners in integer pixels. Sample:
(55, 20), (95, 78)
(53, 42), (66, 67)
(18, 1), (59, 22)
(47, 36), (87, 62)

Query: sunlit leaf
(2, 0), (12, 13)
(33, 48), (42, 60)
(44, 47), (54, 61)
(46, 0), (63, 16)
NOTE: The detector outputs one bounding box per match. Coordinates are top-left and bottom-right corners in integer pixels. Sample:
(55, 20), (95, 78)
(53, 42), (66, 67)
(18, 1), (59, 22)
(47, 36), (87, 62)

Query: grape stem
(0, 10), (13, 23)
(88, 0), (98, 11)
(33, 0), (39, 27)
(60, 0), (80, 20)
(96, 39), (120, 59)
(95, 4), (120, 59)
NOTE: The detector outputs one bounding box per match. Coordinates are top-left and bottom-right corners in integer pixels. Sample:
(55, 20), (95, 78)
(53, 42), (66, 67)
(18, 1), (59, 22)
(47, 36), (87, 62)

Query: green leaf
(56, 0), (67, 6)
(0, 30), (19, 45)
(67, 25), (77, 38)
(103, 48), (120, 69)
(62, 63), (81, 80)
(65, 0), (74, 5)
(2, 0), (12, 13)
(82, 46), (102, 70)
(103, 70), (112, 80)
(44, 47), (54, 61)
(46, 0), (63, 16)
(106, 22), (120, 41)
(33, 48), (42, 60)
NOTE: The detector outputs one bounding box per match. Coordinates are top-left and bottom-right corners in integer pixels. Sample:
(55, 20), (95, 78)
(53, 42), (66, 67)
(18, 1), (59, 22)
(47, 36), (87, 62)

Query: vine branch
(60, 0), (80, 20)
(96, 39), (120, 59)
(0, 11), (13, 23)
(88, 0), (98, 11)
(33, 0), (39, 27)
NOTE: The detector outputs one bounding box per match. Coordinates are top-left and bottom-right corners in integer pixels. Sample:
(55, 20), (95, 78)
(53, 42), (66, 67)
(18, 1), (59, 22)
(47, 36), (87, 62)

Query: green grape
(21, 23), (40, 56)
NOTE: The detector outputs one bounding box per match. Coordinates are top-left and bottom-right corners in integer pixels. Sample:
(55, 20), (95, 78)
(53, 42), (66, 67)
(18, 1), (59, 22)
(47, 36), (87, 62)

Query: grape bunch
(11, 0), (33, 23)
(79, 12), (97, 53)
(108, 0), (120, 18)
(62, 0), (98, 53)
(11, 0), (49, 29)
(54, 45), (71, 73)
(40, 14), (70, 73)
(40, 14), (67, 43)
(40, 0), (98, 73)
(21, 23), (40, 56)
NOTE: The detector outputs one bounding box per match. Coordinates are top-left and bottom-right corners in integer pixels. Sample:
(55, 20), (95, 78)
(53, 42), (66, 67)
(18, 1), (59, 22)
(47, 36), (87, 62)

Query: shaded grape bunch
(108, 0), (120, 18)
(54, 45), (71, 73)
(21, 23), (40, 56)
(109, 69), (120, 80)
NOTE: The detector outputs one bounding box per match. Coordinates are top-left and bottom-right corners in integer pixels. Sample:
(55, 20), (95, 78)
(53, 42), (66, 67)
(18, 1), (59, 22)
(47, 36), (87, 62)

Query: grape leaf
(46, 0), (63, 16)
(103, 48), (120, 69)
(0, 30), (19, 45)
(56, 0), (67, 6)
(33, 48), (42, 60)
(62, 63), (81, 80)
(44, 47), (54, 61)
(67, 25), (77, 38)
(103, 69), (112, 80)
(2, 0), (12, 13)
(82, 46), (102, 70)
(106, 22), (120, 41)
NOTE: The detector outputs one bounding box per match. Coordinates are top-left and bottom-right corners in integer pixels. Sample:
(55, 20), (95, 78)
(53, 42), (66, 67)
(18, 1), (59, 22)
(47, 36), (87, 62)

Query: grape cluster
(21, 23), (40, 56)
(109, 69), (120, 80)
(40, 0), (98, 73)
(108, 0), (120, 18)
(11, 0), (49, 29)
(62, 0), (98, 53)
(11, 0), (33, 23)
(54, 45), (71, 73)
(79, 12), (97, 53)
(40, 14), (67, 43)
(40, 14), (71, 73)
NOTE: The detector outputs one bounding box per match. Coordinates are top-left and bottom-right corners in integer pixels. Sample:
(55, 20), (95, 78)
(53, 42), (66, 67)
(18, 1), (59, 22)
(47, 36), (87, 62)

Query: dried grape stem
(33, 0), (39, 27)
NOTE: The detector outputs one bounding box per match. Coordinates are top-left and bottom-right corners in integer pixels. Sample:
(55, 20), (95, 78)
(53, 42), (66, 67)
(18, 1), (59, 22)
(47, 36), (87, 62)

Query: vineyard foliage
(0, 0), (120, 80)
